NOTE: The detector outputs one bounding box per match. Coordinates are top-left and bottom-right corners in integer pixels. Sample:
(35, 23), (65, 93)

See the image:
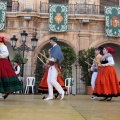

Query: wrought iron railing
(40, 2), (49, 13)
(0, 0), (19, 12)
(0, 1), (119, 14)
(7, 1), (19, 12)
(69, 3), (100, 15)
(40, 2), (105, 15)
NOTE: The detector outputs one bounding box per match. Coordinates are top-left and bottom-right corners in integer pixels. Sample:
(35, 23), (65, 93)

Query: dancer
(93, 47), (120, 101)
(89, 47), (103, 99)
(0, 35), (23, 99)
(37, 51), (66, 98)
(38, 64), (66, 99)
(44, 37), (65, 100)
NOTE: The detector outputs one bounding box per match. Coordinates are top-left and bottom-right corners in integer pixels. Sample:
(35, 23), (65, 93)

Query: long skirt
(38, 70), (67, 94)
(0, 59), (23, 93)
(93, 66), (120, 97)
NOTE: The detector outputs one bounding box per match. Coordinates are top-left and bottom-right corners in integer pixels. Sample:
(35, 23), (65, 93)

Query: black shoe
(107, 97), (112, 101)
(3, 93), (9, 100)
(100, 97), (108, 101)
(54, 93), (59, 99)
(42, 96), (47, 99)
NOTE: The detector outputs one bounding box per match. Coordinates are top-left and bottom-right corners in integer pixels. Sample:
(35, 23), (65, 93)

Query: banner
(0, 1), (7, 31)
(49, 4), (68, 32)
(105, 6), (120, 37)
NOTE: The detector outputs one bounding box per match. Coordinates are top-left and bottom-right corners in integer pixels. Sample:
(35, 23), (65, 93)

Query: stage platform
(0, 95), (120, 120)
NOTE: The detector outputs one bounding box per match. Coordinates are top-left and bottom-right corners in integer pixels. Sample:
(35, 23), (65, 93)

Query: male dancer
(44, 37), (65, 100)
(89, 47), (103, 99)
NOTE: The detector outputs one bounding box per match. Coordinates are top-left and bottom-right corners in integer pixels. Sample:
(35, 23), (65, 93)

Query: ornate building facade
(0, 0), (120, 94)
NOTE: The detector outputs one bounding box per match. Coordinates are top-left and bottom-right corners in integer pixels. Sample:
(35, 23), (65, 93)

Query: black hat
(95, 47), (103, 51)
(49, 37), (57, 42)
(95, 47), (103, 55)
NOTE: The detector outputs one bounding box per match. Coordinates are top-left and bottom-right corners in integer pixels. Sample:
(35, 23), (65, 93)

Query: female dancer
(0, 35), (23, 99)
(93, 47), (120, 101)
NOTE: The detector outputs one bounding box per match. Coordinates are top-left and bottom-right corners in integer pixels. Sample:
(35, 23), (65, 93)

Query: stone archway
(99, 43), (120, 80)
(34, 38), (78, 55)
(40, 40), (76, 54)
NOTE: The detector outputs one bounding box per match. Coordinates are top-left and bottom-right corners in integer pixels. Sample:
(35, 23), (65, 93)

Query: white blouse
(0, 44), (9, 58)
(105, 56), (115, 66)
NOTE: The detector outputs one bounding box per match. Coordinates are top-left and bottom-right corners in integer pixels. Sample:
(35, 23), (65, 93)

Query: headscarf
(105, 47), (115, 55)
(0, 35), (7, 43)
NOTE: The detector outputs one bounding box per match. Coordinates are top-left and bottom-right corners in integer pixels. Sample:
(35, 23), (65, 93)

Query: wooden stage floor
(0, 95), (120, 120)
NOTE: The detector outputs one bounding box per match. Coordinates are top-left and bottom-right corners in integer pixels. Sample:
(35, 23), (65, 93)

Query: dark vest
(101, 59), (108, 64)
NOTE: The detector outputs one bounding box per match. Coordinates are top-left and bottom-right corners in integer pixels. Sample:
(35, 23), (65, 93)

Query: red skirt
(93, 66), (120, 97)
(38, 70), (66, 94)
(0, 59), (16, 78)
(0, 59), (23, 93)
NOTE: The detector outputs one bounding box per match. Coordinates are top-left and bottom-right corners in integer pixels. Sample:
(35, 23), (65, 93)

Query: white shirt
(14, 65), (20, 75)
(105, 56), (115, 66)
(52, 44), (57, 48)
(0, 44), (9, 58)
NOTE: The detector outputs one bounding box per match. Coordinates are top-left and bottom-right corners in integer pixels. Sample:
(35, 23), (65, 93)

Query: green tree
(61, 46), (76, 80)
(11, 51), (28, 64)
(78, 48), (95, 86)
(11, 51), (28, 76)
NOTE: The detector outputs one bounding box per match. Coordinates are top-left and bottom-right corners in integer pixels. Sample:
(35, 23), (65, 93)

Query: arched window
(100, 0), (119, 14)
(49, 0), (68, 3)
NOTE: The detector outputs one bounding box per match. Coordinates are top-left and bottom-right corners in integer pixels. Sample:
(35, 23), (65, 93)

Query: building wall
(0, 0), (120, 94)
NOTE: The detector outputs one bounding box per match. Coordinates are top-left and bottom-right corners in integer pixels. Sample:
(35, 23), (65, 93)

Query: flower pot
(85, 86), (93, 95)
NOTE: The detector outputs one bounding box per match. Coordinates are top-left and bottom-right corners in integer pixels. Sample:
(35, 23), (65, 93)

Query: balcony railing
(40, 2), (104, 15)
(40, 2), (49, 13)
(0, 1), (104, 15)
(0, 0), (119, 15)
(69, 3), (100, 15)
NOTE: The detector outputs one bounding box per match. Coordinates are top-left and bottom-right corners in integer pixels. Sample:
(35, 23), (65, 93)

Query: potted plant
(78, 48), (95, 95)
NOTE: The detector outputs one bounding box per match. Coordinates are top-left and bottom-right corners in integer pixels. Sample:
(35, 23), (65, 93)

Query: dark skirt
(38, 70), (67, 94)
(0, 59), (23, 93)
(93, 66), (120, 97)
